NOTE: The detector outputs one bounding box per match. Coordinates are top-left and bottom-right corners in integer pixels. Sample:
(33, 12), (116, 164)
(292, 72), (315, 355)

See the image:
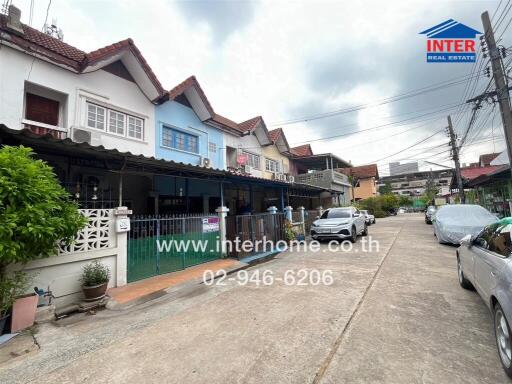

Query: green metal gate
(127, 215), (221, 282)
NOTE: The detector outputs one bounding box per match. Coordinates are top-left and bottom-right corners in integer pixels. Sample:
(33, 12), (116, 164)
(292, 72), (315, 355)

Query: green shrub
(0, 271), (29, 317)
(0, 146), (87, 276)
(81, 261), (110, 287)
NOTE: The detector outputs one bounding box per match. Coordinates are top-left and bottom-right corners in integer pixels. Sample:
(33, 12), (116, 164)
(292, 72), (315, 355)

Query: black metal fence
(225, 212), (285, 259)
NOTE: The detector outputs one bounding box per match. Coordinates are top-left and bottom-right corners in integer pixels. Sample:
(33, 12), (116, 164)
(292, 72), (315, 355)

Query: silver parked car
(457, 218), (512, 377)
(433, 204), (498, 245)
(311, 207), (367, 242)
(360, 210), (376, 225)
(425, 205), (436, 224)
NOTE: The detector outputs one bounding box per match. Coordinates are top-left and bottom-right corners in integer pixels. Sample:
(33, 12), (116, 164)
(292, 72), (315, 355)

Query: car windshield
(360, 210), (368, 215)
(320, 209), (351, 219)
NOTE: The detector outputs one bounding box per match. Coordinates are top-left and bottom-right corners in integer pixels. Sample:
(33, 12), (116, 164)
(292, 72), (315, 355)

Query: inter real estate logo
(420, 19), (481, 63)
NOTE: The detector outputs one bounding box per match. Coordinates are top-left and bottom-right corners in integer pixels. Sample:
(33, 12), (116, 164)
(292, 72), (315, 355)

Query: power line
(370, 129), (445, 163)
(269, 73), (483, 126)
(288, 103), (462, 146)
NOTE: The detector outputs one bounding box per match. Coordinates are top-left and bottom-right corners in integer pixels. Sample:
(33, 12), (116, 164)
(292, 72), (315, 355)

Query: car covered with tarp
(433, 204), (498, 245)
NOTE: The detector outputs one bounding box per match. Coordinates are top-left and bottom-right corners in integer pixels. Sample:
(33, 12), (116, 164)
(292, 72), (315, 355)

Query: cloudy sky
(11, 0), (509, 175)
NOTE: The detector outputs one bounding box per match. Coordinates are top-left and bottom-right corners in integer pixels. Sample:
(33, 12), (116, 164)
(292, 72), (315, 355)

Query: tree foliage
(378, 182), (393, 195)
(0, 146), (87, 275)
(357, 194), (400, 218)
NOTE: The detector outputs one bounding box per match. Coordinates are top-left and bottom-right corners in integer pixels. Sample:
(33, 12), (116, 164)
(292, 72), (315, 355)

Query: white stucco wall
(0, 45), (156, 157)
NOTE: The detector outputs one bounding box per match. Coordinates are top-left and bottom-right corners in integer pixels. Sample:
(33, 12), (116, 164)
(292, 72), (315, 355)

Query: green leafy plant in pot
(0, 272), (29, 334)
(81, 261), (110, 301)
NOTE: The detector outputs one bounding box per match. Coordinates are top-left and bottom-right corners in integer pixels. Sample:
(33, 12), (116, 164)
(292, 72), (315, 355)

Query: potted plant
(81, 261), (110, 301)
(0, 271), (29, 334)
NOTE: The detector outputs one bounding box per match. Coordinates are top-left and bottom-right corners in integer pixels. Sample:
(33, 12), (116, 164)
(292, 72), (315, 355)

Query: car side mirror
(316, 216), (320, 220)
(353, 213), (359, 217)
(460, 234), (472, 247)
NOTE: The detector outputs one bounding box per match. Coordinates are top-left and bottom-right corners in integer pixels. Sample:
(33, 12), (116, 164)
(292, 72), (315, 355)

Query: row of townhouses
(0, 6), (357, 217)
(0, 6), (380, 307)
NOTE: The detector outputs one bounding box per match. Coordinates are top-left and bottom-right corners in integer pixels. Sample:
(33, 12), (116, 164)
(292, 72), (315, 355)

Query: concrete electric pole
(447, 115), (466, 204)
(481, 11), (512, 174)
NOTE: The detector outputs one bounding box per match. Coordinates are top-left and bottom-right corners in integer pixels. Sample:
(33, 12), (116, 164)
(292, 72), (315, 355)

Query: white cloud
(10, 0), (505, 169)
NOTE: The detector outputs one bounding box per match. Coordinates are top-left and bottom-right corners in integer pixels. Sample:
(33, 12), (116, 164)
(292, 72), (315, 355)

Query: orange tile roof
(239, 116), (263, 132)
(268, 128), (283, 142)
(337, 164), (379, 179)
(290, 144), (313, 157)
(0, 14), (164, 97)
(168, 76), (215, 116)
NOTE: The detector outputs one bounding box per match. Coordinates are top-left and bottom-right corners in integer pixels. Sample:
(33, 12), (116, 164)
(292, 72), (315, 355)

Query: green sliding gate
(127, 214), (221, 283)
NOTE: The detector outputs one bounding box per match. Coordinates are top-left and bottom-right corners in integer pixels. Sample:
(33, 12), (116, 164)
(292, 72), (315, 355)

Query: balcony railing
(22, 119), (68, 140)
(295, 169), (350, 191)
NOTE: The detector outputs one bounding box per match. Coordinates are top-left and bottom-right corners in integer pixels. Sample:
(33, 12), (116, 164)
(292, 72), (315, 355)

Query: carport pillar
(298, 206), (305, 235)
(216, 206), (229, 257)
(284, 206), (293, 222)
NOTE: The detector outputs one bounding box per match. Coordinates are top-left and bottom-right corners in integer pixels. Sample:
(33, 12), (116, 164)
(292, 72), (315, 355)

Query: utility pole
(447, 115), (465, 204)
(482, 11), (512, 174)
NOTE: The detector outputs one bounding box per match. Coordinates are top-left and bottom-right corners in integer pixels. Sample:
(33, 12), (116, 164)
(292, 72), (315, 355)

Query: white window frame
(243, 151), (260, 169)
(87, 103), (106, 130)
(128, 116), (143, 140)
(265, 158), (281, 173)
(108, 110), (125, 135)
(85, 101), (144, 141)
(208, 142), (217, 153)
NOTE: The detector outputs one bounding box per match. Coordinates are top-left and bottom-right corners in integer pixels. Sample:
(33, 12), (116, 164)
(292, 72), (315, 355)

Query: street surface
(0, 214), (508, 383)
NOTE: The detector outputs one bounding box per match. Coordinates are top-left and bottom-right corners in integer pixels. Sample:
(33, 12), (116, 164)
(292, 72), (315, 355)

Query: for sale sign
(202, 217), (219, 233)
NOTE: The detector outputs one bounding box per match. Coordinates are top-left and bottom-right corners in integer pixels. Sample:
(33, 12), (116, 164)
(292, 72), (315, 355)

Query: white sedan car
(311, 207), (367, 242)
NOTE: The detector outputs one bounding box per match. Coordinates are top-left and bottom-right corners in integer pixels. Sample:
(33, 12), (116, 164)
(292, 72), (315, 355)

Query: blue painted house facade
(152, 76), (244, 214)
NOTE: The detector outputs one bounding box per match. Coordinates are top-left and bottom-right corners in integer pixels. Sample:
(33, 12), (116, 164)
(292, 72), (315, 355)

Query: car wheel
(350, 226), (357, 243)
(362, 224), (368, 236)
(494, 303), (512, 377)
(373, 219), (376, 224)
(457, 255), (473, 290)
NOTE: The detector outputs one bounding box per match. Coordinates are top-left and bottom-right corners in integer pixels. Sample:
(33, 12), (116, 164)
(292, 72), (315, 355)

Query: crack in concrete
(312, 226), (404, 384)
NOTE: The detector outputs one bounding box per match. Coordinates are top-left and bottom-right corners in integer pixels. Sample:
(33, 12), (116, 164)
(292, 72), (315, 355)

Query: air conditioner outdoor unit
(73, 128), (101, 146)
(201, 157), (211, 168)
(244, 165), (252, 174)
(287, 175), (295, 183)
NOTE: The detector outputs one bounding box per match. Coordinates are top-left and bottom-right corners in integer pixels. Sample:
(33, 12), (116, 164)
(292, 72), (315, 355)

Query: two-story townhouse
(0, 6), (164, 157)
(338, 164), (379, 201)
(265, 128), (292, 180)
(0, 6), (167, 213)
(153, 76), (245, 214)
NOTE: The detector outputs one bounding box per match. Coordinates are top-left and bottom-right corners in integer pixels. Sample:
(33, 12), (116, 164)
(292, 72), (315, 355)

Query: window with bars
(86, 102), (143, 140)
(208, 142), (217, 153)
(162, 126), (199, 154)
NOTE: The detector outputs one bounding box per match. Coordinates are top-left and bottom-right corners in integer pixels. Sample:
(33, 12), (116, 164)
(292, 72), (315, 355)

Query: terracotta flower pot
(11, 294), (38, 332)
(82, 282), (108, 301)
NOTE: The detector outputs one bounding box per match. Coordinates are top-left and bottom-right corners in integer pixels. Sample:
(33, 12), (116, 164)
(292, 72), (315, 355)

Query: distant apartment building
(378, 169), (453, 197)
(389, 161), (419, 176)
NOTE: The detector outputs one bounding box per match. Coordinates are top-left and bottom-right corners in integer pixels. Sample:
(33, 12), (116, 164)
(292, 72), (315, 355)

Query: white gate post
(267, 206), (278, 215)
(298, 206), (305, 235)
(216, 206), (229, 257)
(284, 206), (293, 222)
(316, 206), (324, 218)
(117, 231), (128, 287)
(114, 207), (132, 287)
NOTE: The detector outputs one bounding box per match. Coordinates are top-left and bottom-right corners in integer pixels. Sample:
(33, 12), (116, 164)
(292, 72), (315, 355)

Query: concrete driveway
(0, 214), (508, 383)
